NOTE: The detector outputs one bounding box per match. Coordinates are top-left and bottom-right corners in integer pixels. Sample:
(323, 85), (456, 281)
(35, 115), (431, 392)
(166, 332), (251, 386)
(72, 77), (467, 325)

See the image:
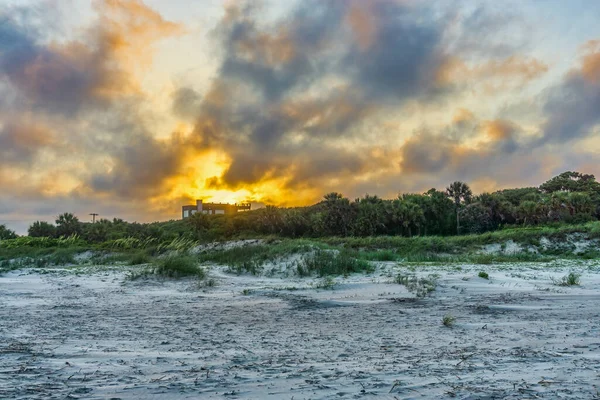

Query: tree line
(1, 171), (599, 242)
(188, 171), (600, 239)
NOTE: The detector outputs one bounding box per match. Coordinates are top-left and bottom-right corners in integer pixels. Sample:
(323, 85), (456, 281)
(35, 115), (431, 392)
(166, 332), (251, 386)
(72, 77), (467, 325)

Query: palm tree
(55, 213), (81, 237)
(518, 201), (539, 225)
(446, 181), (472, 234)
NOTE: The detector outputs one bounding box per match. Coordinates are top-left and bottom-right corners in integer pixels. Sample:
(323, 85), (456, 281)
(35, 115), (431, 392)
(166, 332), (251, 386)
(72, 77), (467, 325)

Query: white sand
(2, 260), (600, 399)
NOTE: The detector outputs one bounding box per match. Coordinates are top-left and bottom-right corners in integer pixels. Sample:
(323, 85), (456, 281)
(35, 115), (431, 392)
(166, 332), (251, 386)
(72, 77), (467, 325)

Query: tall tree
(352, 195), (387, 236)
(28, 221), (57, 238)
(446, 181), (472, 234)
(321, 192), (353, 236)
(55, 213), (82, 237)
(540, 171), (600, 194)
(0, 224), (17, 240)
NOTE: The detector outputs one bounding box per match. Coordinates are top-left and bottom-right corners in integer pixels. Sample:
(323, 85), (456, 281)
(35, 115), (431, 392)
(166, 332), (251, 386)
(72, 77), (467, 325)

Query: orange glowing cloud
(236, 29), (296, 65)
(345, 1), (377, 51)
(581, 40), (600, 84)
(452, 108), (475, 125)
(482, 120), (515, 141)
(437, 55), (548, 87)
(92, 0), (184, 98)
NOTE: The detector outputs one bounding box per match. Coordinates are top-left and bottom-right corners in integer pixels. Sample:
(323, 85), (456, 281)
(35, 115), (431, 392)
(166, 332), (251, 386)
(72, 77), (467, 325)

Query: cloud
(540, 41), (600, 144)
(581, 40), (600, 83)
(0, 120), (58, 166)
(179, 0), (454, 194)
(0, 0), (182, 116)
(437, 55), (548, 90)
(3, 0), (600, 232)
(0, 0), (186, 202)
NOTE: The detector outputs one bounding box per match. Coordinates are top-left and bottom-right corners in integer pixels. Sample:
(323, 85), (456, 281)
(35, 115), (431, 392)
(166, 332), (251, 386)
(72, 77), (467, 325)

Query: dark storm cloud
(172, 87), (203, 120)
(0, 13), (95, 116)
(0, 1), (185, 200)
(0, 122), (55, 166)
(184, 0), (453, 188)
(400, 133), (454, 174)
(541, 75), (600, 144)
(399, 118), (524, 182)
(343, 1), (444, 101)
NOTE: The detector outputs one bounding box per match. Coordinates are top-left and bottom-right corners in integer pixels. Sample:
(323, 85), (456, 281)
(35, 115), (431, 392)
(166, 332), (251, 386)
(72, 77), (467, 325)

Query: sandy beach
(2, 261), (600, 399)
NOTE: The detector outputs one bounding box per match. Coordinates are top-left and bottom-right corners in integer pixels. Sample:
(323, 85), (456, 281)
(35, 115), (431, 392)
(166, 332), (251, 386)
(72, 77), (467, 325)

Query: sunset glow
(2, 0), (600, 232)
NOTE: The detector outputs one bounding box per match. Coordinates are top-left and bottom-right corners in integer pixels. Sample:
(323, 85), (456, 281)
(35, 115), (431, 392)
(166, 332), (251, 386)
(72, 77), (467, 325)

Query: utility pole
(89, 213), (99, 223)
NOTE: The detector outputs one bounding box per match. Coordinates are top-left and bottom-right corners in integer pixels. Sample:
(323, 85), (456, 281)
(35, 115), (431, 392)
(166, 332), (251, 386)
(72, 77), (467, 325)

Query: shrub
(297, 250), (373, 277)
(443, 315), (456, 327)
(555, 272), (580, 286)
(154, 255), (205, 278)
(315, 276), (336, 289)
(48, 248), (78, 265)
(128, 251), (152, 265)
(360, 250), (398, 261)
(0, 224), (17, 240)
(395, 273), (437, 297)
(478, 271), (489, 279)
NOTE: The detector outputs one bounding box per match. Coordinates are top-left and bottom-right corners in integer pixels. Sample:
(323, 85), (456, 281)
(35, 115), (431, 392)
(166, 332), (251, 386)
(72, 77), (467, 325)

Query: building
(182, 200), (251, 218)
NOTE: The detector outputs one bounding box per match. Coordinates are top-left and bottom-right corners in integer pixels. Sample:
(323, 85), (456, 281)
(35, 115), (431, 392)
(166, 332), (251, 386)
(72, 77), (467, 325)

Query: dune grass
(554, 272), (581, 286)
(296, 250), (373, 277)
(198, 239), (325, 275)
(127, 250), (153, 265)
(3, 221), (600, 276)
(395, 273), (438, 297)
(154, 255), (205, 278)
(318, 221), (600, 257)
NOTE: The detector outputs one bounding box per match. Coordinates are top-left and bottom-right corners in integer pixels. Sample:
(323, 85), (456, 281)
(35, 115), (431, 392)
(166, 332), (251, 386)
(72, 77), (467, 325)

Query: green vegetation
(2, 171), (598, 247)
(478, 271), (489, 279)
(2, 171), (600, 276)
(297, 250), (373, 277)
(127, 251), (152, 265)
(554, 272), (581, 286)
(198, 240), (318, 275)
(443, 315), (456, 327)
(154, 255), (205, 278)
(395, 273), (437, 297)
(315, 276), (337, 289)
(358, 250), (398, 261)
(0, 224), (17, 240)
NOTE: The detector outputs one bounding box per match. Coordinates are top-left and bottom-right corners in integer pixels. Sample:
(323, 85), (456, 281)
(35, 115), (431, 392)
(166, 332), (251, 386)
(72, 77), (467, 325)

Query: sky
(1, 0), (600, 234)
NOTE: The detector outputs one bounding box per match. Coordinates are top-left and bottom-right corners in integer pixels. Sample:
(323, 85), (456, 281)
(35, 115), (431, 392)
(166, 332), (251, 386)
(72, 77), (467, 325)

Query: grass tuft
(554, 272), (580, 286)
(297, 250), (373, 277)
(315, 276), (337, 289)
(359, 250), (398, 261)
(442, 314), (456, 327)
(127, 251), (152, 265)
(395, 273), (437, 297)
(154, 255), (205, 279)
(478, 271), (489, 280)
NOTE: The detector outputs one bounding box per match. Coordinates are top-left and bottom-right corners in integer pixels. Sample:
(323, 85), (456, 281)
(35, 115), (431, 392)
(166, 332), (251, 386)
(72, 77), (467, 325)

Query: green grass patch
(296, 250), (373, 277)
(442, 314), (456, 327)
(154, 255), (205, 279)
(395, 273), (437, 297)
(318, 222), (600, 259)
(358, 250), (398, 261)
(198, 239), (324, 275)
(47, 248), (78, 265)
(127, 251), (153, 265)
(314, 276), (337, 289)
(478, 271), (489, 279)
(554, 272), (581, 286)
